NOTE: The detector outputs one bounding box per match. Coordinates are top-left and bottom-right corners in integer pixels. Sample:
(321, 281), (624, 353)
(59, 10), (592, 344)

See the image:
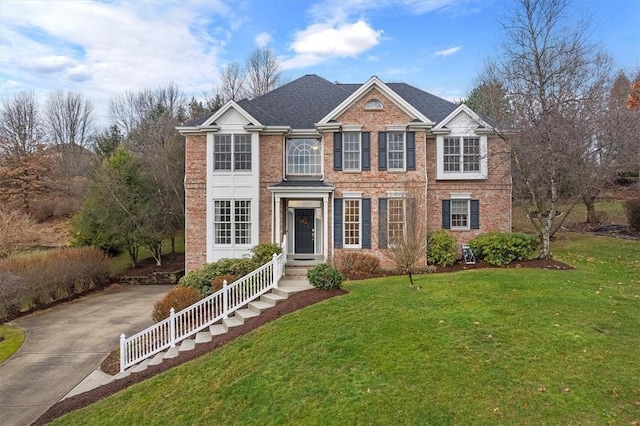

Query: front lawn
(0, 325), (25, 363)
(51, 233), (640, 425)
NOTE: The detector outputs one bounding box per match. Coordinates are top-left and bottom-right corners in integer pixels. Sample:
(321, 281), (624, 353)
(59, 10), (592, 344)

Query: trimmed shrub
(211, 274), (236, 294)
(470, 231), (539, 266)
(334, 251), (380, 278)
(0, 247), (110, 321)
(426, 230), (457, 267)
(152, 287), (202, 322)
(250, 243), (282, 264)
(625, 199), (640, 232)
(307, 264), (344, 290)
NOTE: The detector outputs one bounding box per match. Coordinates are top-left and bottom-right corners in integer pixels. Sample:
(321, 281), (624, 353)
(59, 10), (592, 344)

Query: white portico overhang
(268, 180), (335, 260)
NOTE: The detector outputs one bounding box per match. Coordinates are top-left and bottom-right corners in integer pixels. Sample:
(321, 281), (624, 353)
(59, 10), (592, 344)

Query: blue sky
(1, 0), (638, 127)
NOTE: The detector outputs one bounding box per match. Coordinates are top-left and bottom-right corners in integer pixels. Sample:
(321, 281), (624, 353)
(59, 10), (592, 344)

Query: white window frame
(436, 135), (487, 179)
(387, 196), (406, 246)
(449, 193), (471, 230)
(213, 199), (252, 246)
(343, 132), (361, 172)
(387, 132), (405, 171)
(286, 138), (322, 176)
(343, 197), (362, 249)
(213, 134), (252, 172)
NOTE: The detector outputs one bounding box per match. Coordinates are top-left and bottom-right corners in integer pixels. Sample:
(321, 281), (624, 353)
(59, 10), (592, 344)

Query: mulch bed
(113, 252), (185, 278)
(34, 256), (574, 425)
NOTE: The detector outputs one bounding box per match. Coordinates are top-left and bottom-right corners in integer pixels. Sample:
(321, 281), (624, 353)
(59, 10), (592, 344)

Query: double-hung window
(214, 134), (252, 171)
(343, 133), (361, 171)
(214, 200), (252, 245)
(388, 198), (405, 245)
(343, 198), (361, 248)
(450, 199), (469, 229)
(437, 135), (486, 179)
(387, 132), (405, 171)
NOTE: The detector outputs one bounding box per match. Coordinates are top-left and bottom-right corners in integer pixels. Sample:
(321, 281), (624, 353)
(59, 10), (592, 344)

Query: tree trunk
(583, 195), (598, 223)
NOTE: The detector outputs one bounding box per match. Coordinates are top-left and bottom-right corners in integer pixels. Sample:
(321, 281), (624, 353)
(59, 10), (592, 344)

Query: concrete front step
(235, 308), (259, 321)
(148, 352), (165, 366)
(285, 267), (308, 276)
(249, 300), (273, 314)
(261, 292), (287, 305)
(179, 339), (195, 352)
(223, 316), (243, 330)
(195, 331), (212, 344)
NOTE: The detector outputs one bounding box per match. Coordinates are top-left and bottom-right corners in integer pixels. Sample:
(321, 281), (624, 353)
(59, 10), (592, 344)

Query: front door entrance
(294, 209), (314, 253)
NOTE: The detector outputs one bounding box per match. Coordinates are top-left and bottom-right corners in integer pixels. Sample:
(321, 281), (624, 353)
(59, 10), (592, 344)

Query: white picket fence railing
(119, 236), (287, 373)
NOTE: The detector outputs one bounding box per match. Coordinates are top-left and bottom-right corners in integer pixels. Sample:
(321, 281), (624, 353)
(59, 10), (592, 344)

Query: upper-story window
(387, 132), (405, 171)
(343, 133), (361, 171)
(214, 134), (252, 172)
(287, 138), (322, 176)
(437, 135), (487, 180)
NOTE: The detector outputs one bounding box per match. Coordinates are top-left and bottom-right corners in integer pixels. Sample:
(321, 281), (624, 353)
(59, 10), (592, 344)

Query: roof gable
(318, 76), (434, 126)
(202, 100), (261, 127)
(433, 104), (493, 133)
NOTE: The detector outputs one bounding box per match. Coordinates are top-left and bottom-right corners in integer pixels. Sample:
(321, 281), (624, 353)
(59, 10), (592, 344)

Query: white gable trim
(317, 76), (434, 126)
(433, 104), (492, 132)
(202, 101), (262, 127)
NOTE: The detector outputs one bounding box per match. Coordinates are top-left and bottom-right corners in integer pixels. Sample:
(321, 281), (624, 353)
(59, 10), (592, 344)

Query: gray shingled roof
(186, 74), (459, 128)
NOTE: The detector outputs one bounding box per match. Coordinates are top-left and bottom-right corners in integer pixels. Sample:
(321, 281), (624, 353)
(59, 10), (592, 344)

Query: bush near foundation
(307, 264), (344, 290)
(334, 251), (380, 278)
(470, 232), (539, 266)
(426, 230), (457, 267)
(0, 247), (110, 321)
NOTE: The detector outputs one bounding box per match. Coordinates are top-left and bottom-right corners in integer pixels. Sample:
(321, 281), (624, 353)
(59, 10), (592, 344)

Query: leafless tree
(483, 0), (613, 258)
(220, 62), (248, 101)
(0, 91), (44, 159)
(45, 90), (95, 147)
(381, 181), (428, 287)
(246, 47), (282, 99)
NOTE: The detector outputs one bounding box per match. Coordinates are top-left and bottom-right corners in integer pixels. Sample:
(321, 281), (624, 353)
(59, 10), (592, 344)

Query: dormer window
(364, 99), (383, 110)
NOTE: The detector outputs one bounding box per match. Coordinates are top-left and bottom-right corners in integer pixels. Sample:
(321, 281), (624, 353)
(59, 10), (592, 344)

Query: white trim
(386, 191), (406, 198)
(450, 192), (472, 199)
(342, 131), (362, 172)
(343, 198), (362, 249)
(433, 104), (492, 132)
(450, 198), (471, 231)
(342, 124), (362, 131)
(317, 76), (434, 126)
(436, 134), (488, 180)
(386, 125), (406, 131)
(343, 191), (363, 198)
(203, 101), (262, 127)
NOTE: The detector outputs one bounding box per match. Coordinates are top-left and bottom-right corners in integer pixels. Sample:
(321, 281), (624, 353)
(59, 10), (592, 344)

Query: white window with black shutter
(334, 193), (371, 249)
(378, 130), (415, 172)
(442, 193), (479, 230)
(334, 130), (370, 172)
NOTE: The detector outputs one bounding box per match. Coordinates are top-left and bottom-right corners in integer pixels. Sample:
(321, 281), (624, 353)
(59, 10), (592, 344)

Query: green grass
(109, 236), (185, 274)
(51, 233), (640, 425)
(0, 325), (25, 363)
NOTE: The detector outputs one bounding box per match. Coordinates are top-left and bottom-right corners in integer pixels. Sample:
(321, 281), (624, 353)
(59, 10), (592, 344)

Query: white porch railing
(119, 236), (288, 373)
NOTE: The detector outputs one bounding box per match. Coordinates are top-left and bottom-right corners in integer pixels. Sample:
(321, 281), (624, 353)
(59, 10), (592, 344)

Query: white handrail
(120, 238), (288, 373)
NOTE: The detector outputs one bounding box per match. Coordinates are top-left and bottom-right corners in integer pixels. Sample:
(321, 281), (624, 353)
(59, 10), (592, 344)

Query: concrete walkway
(0, 285), (173, 426)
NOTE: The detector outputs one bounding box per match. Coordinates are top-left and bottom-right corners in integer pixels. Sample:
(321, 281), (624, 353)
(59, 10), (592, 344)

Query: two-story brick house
(178, 74), (511, 273)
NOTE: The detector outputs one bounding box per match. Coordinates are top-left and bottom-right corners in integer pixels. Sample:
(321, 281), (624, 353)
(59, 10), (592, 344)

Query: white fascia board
(176, 127), (209, 135)
(260, 126), (291, 135)
(202, 100), (262, 127)
(289, 129), (322, 138)
(434, 104), (492, 132)
(317, 76), (433, 125)
(315, 122), (342, 132)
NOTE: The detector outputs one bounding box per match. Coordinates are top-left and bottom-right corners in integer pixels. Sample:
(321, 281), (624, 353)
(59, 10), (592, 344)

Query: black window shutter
(334, 198), (343, 248)
(362, 198), (371, 249)
(442, 200), (451, 229)
(362, 132), (371, 171)
(378, 132), (387, 171)
(406, 131), (416, 171)
(470, 199), (480, 229)
(379, 198), (388, 248)
(333, 132), (342, 171)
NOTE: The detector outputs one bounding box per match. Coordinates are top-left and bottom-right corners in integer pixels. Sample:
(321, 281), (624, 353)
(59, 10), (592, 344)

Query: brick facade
(181, 76), (512, 273)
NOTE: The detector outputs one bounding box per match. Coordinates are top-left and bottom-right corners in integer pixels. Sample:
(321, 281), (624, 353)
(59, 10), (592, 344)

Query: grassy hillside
(51, 232), (640, 425)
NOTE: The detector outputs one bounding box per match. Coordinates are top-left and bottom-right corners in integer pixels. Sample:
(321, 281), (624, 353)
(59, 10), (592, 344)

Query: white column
(275, 196), (281, 244)
(323, 194), (329, 261)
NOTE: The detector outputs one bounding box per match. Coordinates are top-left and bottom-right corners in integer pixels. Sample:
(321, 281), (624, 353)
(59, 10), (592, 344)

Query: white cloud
(255, 32), (273, 47)
(283, 21), (382, 69)
(434, 46), (462, 56)
(308, 0), (477, 22)
(0, 0), (234, 125)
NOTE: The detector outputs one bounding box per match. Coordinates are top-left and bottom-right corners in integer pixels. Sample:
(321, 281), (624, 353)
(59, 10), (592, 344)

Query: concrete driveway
(0, 285), (173, 426)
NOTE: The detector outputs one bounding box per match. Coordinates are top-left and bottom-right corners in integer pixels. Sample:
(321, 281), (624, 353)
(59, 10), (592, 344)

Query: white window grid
(388, 198), (405, 245)
(343, 199), (361, 248)
(214, 200), (252, 245)
(234, 135), (252, 171)
(387, 132), (405, 170)
(343, 132), (361, 171)
(287, 139), (322, 175)
(213, 135), (232, 171)
(214, 200), (232, 244)
(451, 199), (469, 229)
(234, 200), (251, 244)
(443, 137), (460, 172)
(463, 137), (480, 172)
